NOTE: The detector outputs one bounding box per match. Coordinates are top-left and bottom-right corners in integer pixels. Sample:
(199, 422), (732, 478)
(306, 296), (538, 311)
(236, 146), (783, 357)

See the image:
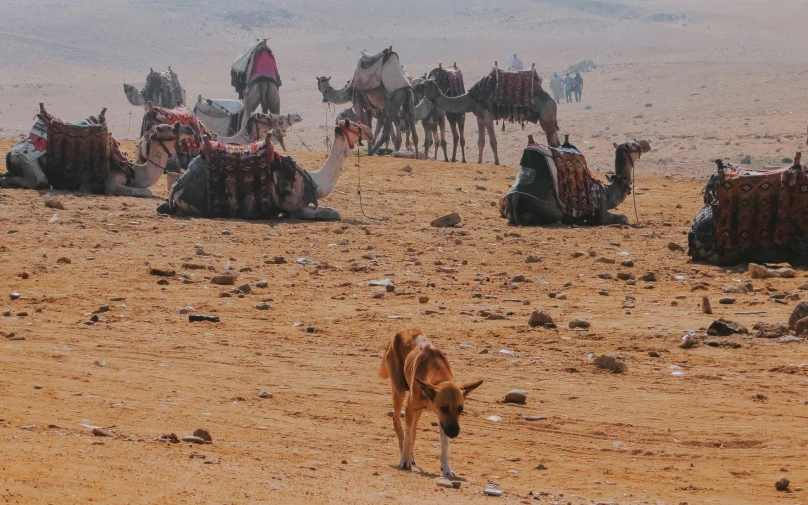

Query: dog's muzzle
(443, 423), (460, 439)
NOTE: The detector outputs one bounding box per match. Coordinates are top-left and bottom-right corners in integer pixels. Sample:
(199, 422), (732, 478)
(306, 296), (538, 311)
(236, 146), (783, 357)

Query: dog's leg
(440, 428), (456, 478)
(399, 408), (422, 471)
(392, 387), (405, 452)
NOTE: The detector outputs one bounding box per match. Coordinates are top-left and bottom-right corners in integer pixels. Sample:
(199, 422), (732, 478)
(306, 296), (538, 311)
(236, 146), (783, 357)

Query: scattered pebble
(435, 477), (460, 489)
(524, 415), (547, 421)
(776, 476), (790, 491)
(707, 319), (748, 336)
(258, 389), (273, 399)
(667, 242), (685, 252)
(593, 355), (627, 373)
(192, 428), (212, 442)
(525, 255), (541, 263)
(568, 319), (591, 329)
(255, 280), (268, 288)
(504, 390), (527, 404)
(528, 310), (555, 328)
(431, 213), (461, 228)
(749, 263), (795, 279)
(255, 303), (270, 311)
(788, 302), (808, 330)
(182, 436), (206, 444)
(719, 297), (736, 305)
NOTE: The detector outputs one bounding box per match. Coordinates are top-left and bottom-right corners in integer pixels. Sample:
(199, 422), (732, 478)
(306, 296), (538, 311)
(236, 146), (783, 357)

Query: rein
(350, 123), (386, 222)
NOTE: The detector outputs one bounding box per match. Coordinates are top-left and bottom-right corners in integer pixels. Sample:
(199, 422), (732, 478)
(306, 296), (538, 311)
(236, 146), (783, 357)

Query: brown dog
(379, 328), (483, 477)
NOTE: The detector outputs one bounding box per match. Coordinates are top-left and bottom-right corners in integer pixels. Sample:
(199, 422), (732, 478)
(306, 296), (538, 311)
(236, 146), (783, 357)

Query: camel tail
(379, 347), (391, 379)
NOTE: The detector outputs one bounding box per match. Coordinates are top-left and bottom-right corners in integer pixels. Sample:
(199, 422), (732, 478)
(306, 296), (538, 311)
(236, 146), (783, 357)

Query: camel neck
(309, 133), (350, 199)
(324, 85), (352, 105)
(435, 93), (475, 114)
(604, 151), (634, 210)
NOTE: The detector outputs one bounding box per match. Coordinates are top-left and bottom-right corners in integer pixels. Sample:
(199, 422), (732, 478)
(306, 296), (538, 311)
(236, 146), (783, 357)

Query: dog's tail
(379, 343), (391, 379)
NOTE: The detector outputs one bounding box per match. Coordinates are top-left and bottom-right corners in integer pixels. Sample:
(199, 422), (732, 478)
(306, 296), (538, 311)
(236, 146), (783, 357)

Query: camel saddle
(231, 40), (282, 99)
(39, 110), (112, 191)
(711, 163), (808, 251)
(141, 104), (208, 155)
(203, 137), (317, 219)
(352, 48), (411, 93)
(468, 68), (544, 123)
(504, 141), (601, 223)
(428, 66), (465, 98)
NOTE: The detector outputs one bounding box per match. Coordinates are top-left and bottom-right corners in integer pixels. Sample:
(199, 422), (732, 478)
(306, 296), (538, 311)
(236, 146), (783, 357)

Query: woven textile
(551, 148), (600, 218)
(40, 111), (110, 190)
(203, 139), (317, 219)
(468, 68), (543, 122)
(428, 66), (465, 97)
(715, 165), (808, 250)
(141, 105), (209, 156)
(352, 49), (411, 93)
(231, 41), (282, 99)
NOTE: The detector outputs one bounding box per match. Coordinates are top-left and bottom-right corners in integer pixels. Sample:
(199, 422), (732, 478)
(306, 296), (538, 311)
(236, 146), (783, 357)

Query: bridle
(339, 121), (365, 150)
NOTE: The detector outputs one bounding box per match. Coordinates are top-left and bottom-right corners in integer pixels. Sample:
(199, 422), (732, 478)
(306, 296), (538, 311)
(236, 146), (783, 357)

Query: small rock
(799, 282), (808, 291)
(598, 273), (613, 280)
(648, 351), (660, 358)
(178, 306), (194, 315)
(266, 256), (287, 264)
(419, 296), (429, 304)
(788, 302), (808, 330)
(256, 280), (268, 288)
(593, 355), (627, 373)
(182, 436), (206, 444)
(779, 335), (804, 343)
(595, 257), (616, 264)
(157, 279), (169, 286)
(16, 311), (28, 317)
(476, 184), (487, 191)
(641, 272), (657, 282)
(524, 415), (547, 421)
(238, 283), (252, 294)
(511, 274), (526, 283)
(680, 334), (699, 349)
(701, 297), (713, 314)
(572, 251), (586, 258)
(616, 272), (634, 281)
(219, 291), (231, 298)
(56, 257), (72, 264)
(9, 292), (20, 300)
(528, 310), (554, 328)
(723, 285), (747, 294)
(719, 297), (736, 305)
(667, 242), (685, 252)
(149, 267), (176, 277)
(97, 304), (110, 313)
(796, 317), (808, 337)
(221, 229), (232, 236)
(483, 488), (504, 497)
(504, 390), (527, 404)
(258, 389), (273, 399)
(749, 263), (796, 279)
(776, 476), (790, 491)
(192, 428), (212, 442)
(753, 322), (789, 339)
(525, 255), (541, 263)
(435, 477), (459, 489)
(568, 319), (591, 329)
(707, 318), (748, 336)
(255, 303), (270, 311)
(431, 213), (461, 228)
(621, 259), (635, 267)
(211, 274), (236, 286)
(92, 427), (113, 437)
(44, 198), (65, 210)
(401, 165), (412, 173)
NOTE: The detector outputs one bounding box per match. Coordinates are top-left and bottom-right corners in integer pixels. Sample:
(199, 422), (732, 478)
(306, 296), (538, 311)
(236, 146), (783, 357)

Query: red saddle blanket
(141, 105), (209, 155)
(714, 165), (808, 250)
(203, 139), (317, 219)
(428, 66), (465, 97)
(551, 148), (600, 218)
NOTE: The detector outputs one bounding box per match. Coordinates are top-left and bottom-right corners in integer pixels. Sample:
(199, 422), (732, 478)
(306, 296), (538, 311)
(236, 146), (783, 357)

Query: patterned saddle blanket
(468, 68), (544, 122)
(203, 138), (317, 219)
(231, 41), (282, 99)
(40, 110), (111, 191)
(506, 142), (601, 220)
(712, 164), (808, 250)
(428, 66), (465, 98)
(141, 104), (209, 155)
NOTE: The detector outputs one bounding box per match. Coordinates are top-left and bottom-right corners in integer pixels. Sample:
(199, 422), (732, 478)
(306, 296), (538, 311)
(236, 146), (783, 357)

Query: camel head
(335, 119), (373, 150)
(417, 78), (442, 101)
(612, 139), (651, 180)
(245, 112), (303, 140)
(148, 122), (196, 144)
(316, 76), (333, 97)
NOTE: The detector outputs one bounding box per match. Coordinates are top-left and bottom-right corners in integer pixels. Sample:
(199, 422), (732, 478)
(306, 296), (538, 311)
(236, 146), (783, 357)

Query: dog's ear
(414, 378), (438, 402)
(460, 379), (483, 397)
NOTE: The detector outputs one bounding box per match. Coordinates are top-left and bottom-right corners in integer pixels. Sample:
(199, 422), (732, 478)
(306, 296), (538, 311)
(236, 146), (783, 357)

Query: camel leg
(104, 173), (154, 198)
(391, 387), (405, 452)
(294, 206), (341, 221)
(410, 119), (419, 161)
(1, 155), (48, 189)
(448, 118), (459, 163)
(264, 82), (286, 150)
(484, 113), (499, 165)
(241, 83), (261, 131)
(438, 115), (448, 162)
(422, 121), (432, 158)
(457, 115), (467, 163)
(476, 115), (486, 164)
(369, 116), (393, 156)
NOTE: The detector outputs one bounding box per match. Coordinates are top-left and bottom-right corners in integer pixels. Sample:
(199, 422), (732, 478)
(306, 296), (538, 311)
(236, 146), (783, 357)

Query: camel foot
(602, 212), (628, 225)
(155, 202), (172, 215)
(294, 206), (341, 221)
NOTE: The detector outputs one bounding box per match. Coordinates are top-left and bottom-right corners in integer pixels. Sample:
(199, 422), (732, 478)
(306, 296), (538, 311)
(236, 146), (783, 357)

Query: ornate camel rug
(231, 40), (282, 99)
(428, 66), (465, 97)
(40, 110), (111, 191)
(550, 147), (600, 218)
(468, 68), (544, 122)
(203, 138), (317, 219)
(141, 105), (209, 156)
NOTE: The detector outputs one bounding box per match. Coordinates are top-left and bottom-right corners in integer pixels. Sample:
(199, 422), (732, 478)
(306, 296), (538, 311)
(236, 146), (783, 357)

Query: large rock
(707, 319), (749, 336)
(749, 263), (796, 279)
(593, 355), (627, 373)
(431, 213), (461, 228)
(789, 302), (808, 330)
(504, 390), (527, 404)
(528, 310), (555, 328)
(753, 322), (789, 339)
(795, 317), (808, 337)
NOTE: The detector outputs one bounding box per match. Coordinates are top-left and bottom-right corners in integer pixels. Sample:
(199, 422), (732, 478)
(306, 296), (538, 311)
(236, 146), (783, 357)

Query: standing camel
(124, 67), (186, 108)
(419, 64), (560, 165)
(231, 40), (286, 149)
(416, 63), (467, 162)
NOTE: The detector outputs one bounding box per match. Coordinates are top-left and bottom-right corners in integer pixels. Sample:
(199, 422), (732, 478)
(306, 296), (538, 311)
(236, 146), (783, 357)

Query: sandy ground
(2, 0), (808, 503)
(1, 137), (808, 504)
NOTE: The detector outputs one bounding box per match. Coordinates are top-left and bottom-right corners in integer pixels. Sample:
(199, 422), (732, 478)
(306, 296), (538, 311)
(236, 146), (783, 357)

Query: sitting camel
(3, 106), (194, 197)
(159, 119), (372, 221)
(124, 67), (186, 108)
(500, 136), (651, 225)
(688, 155), (808, 266)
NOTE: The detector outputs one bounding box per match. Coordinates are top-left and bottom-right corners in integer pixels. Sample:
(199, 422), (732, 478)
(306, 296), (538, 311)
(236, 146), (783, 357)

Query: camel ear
(173, 122), (180, 134)
(414, 378), (438, 402)
(460, 379), (483, 398)
(150, 67), (154, 72)
(613, 142), (618, 149)
(327, 76), (331, 81)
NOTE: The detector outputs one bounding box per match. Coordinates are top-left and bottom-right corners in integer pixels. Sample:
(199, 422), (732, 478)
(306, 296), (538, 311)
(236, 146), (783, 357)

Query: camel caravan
(2, 40), (807, 267)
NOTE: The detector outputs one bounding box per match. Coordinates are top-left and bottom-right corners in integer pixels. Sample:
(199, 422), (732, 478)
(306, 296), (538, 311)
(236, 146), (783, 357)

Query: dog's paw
(398, 457), (415, 471)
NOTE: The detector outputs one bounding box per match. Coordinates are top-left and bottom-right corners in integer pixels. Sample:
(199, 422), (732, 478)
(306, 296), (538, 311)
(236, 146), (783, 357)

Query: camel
(418, 64), (560, 165)
(217, 112), (301, 144)
(160, 119), (373, 221)
(412, 76), (448, 161)
(499, 137), (651, 225)
(317, 77), (395, 150)
(688, 155), (808, 266)
(3, 106), (194, 197)
(317, 47), (418, 157)
(124, 67), (186, 108)
(231, 40), (286, 149)
(413, 64), (468, 162)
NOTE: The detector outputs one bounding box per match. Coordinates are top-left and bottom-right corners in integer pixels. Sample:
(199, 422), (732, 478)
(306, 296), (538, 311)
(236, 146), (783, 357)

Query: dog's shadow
(387, 465), (468, 482)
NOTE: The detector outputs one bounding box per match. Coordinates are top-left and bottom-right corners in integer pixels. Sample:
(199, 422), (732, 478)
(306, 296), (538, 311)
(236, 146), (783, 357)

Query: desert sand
(1, 0), (807, 503)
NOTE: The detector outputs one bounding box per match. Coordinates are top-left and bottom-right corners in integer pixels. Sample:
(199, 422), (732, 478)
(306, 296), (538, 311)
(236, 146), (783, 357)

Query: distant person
(563, 73), (574, 103)
(574, 72), (584, 102)
(507, 53), (524, 71)
(549, 72), (564, 103)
